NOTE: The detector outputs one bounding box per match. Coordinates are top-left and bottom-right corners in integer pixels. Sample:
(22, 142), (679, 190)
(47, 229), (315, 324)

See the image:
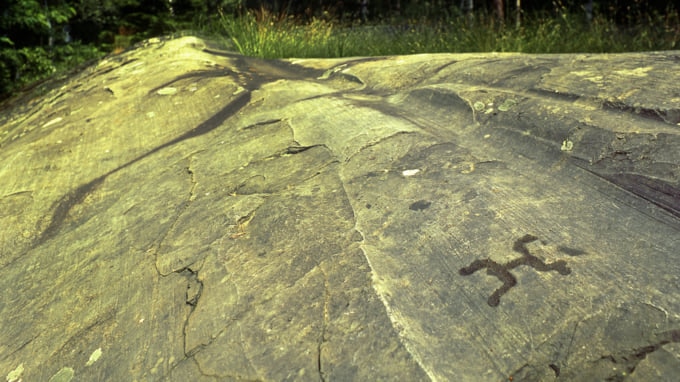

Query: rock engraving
(459, 234), (572, 307)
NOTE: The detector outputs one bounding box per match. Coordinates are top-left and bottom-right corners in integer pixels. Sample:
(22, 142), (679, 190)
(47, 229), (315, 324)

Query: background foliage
(0, 0), (678, 101)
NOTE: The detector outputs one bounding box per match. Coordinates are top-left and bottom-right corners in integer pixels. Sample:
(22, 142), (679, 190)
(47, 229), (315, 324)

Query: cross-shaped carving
(459, 234), (573, 307)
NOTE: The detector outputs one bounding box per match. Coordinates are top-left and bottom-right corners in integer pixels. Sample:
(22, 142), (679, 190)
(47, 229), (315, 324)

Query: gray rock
(1, 36), (679, 381)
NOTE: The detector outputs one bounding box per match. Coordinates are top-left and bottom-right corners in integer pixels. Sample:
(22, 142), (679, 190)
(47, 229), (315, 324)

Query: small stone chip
(156, 87), (177, 95)
(86, 347), (103, 366)
(6, 363), (24, 382)
(42, 117), (63, 128)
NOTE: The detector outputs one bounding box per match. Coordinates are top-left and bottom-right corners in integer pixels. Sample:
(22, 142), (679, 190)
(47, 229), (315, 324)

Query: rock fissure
(153, 157), (201, 276)
(179, 267), (205, 361)
(594, 328), (680, 378)
(317, 264), (331, 382)
(241, 118), (283, 130)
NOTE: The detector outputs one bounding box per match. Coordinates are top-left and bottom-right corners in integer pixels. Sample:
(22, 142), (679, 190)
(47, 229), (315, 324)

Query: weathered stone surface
(1, 36), (679, 381)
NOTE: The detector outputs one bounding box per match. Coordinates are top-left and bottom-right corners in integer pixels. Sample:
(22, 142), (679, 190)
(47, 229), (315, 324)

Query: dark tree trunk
(493, 0), (504, 22)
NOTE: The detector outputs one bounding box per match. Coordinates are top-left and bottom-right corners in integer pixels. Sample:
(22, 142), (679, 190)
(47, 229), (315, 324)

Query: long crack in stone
(317, 264), (331, 382)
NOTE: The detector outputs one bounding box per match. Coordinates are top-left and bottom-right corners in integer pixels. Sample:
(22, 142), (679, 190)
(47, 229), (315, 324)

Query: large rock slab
(1, 36), (679, 381)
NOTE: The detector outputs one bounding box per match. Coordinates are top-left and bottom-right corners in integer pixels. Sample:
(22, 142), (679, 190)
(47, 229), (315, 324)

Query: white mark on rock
(86, 348), (102, 366)
(42, 117), (63, 128)
(402, 169), (420, 177)
(561, 139), (574, 151)
(156, 87), (177, 96)
(6, 363), (24, 382)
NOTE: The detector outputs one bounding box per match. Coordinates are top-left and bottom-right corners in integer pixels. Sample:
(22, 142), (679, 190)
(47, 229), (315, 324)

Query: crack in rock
(593, 328), (680, 379)
(179, 267), (204, 360)
(317, 265), (331, 382)
(153, 155), (201, 276)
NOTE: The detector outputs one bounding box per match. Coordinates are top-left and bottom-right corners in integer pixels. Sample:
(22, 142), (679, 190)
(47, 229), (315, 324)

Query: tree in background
(1, 0), (189, 99)
(1, 0), (75, 47)
(0, 0), (77, 97)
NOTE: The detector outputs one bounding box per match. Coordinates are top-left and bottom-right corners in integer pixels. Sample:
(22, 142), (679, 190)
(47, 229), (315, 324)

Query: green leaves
(47, 4), (77, 25)
(1, 0), (50, 32)
(0, 1), (104, 100)
(0, 37), (14, 47)
(1, 0), (77, 42)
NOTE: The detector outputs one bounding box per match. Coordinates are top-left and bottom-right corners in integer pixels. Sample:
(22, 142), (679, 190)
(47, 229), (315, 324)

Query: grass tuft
(214, 7), (680, 59)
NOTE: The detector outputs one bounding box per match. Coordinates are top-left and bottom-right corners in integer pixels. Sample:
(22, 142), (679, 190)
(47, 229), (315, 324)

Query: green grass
(2, 7), (678, 102)
(215, 7), (680, 59)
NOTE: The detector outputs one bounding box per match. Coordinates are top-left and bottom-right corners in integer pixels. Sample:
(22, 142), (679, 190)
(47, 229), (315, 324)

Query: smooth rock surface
(1, 36), (679, 381)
